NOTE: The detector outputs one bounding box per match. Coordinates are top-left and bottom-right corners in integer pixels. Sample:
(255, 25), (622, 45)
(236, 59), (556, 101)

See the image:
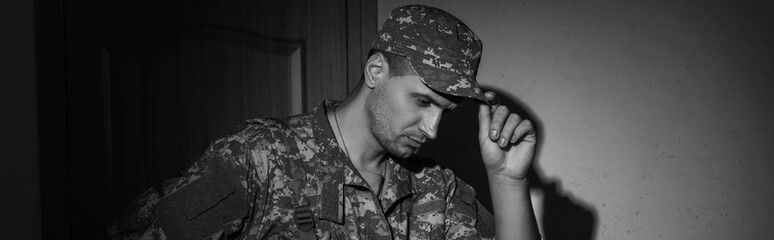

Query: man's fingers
(489, 105), (510, 141)
(497, 113), (522, 148)
(511, 119), (536, 144)
(486, 91), (499, 113)
(485, 91), (499, 106)
(478, 91), (497, 140)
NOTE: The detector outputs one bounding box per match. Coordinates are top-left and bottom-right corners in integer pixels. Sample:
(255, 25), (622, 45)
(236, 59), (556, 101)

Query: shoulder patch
(153, 158), (249, 239)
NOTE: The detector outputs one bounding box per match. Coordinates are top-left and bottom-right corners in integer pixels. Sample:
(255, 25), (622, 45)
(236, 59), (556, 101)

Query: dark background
(1, 0), (39, 238)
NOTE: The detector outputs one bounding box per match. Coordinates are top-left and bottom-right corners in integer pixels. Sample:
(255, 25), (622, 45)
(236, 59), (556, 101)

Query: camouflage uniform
(108, 100), (495, 240)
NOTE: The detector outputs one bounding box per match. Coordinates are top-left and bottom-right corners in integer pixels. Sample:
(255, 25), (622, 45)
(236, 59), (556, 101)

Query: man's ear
(364, 52), (390, 89)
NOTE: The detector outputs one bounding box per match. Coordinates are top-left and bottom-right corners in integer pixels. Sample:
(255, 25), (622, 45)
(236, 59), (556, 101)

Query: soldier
(108, 5), (540, 240)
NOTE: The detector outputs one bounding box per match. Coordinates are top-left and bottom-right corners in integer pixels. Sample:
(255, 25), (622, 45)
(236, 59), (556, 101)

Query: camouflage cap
(371, 5), (486, 102)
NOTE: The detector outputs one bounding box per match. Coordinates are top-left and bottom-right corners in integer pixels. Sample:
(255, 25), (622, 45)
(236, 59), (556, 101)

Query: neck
(329, 87), (387, 173)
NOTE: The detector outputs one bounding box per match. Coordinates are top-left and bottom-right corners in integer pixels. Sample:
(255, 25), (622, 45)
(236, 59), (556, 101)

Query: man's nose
(419, 109), (443, 140)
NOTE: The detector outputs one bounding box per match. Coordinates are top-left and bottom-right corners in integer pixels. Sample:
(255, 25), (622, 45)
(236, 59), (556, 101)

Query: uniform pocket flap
(456, 181), (477, 205)
(412, 199), (446, 215)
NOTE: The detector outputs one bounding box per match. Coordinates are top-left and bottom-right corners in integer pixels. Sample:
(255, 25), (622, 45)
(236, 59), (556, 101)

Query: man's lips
(407, 136), (425, 148)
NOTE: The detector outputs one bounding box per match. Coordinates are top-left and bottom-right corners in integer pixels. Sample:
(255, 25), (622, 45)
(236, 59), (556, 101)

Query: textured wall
(380, 0), (774, 239)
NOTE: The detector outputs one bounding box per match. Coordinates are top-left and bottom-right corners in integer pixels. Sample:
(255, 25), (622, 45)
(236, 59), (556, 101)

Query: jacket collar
(307, 100), (415, 223)
(380, 159), (414, 213)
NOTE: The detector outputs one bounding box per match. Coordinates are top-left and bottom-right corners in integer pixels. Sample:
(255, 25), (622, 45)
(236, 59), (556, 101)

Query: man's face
(366, 74), (462, 158)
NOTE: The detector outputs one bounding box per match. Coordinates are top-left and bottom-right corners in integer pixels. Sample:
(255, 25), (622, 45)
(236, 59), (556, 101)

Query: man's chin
(389, 145), (419, 159)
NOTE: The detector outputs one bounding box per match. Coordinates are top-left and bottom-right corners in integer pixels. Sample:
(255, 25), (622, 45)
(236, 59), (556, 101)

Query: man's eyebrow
(413, 92), (460, 111)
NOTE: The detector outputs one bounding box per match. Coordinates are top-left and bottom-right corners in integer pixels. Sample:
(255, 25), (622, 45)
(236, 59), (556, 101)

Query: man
(108, 5), (540, 240)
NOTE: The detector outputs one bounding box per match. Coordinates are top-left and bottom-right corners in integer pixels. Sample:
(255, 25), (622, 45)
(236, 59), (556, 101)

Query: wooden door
(105, 0), (311, 211)
(36, 0), (376, 239)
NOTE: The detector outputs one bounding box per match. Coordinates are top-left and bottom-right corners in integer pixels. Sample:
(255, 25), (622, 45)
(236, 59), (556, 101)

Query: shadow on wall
(419, 87), (598, 240)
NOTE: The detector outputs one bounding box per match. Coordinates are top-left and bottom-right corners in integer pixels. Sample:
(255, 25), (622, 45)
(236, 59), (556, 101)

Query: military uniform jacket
(108, 100), (495, 240)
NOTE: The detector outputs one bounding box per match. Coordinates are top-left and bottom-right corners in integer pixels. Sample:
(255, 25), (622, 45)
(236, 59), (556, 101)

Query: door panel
(110, 38), (301, 206)
(106, 1), (308, 210)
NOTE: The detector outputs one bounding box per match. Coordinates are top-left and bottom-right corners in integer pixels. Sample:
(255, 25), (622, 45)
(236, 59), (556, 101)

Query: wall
(0, 0), (41, 238)
(380, 0), (774, 239)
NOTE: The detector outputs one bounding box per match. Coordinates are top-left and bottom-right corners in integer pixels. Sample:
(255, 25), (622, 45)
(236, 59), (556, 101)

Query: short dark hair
(368, 49), (414, 78)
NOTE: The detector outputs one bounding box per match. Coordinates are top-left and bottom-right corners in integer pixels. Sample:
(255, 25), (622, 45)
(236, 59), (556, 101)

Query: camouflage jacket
(108, 100), (495, 240)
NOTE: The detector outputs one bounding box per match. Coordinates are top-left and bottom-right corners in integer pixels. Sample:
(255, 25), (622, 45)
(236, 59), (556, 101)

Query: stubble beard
(366, 86), (416, 159)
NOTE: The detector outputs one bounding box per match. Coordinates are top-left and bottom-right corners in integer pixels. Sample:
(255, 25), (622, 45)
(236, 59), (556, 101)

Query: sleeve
(445, 177), (496, 240)
(107, 125), (270, 240)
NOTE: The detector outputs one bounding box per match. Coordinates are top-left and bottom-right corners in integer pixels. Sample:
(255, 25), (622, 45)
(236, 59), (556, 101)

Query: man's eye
(416, 98), (431, 107)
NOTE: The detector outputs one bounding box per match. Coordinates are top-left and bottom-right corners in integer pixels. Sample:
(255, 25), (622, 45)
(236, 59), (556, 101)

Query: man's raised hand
(477, 91), (537, 181)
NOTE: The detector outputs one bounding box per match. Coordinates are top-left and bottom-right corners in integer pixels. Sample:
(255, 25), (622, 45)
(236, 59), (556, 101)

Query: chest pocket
(263, 118), (355, 240)
(410, 197), (447, 239)
(451, 181), (478, 224)
(450, 179), (496, 238)
(262, 179), (329, 240)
